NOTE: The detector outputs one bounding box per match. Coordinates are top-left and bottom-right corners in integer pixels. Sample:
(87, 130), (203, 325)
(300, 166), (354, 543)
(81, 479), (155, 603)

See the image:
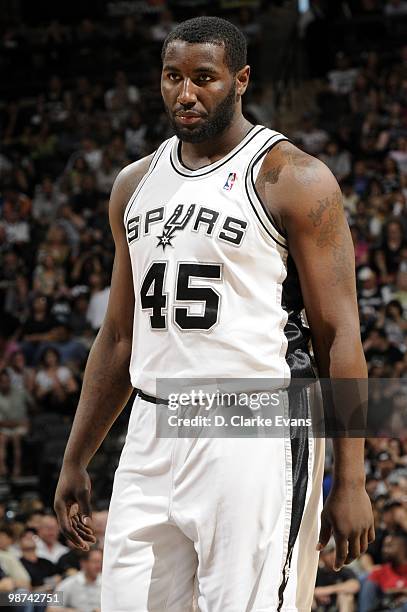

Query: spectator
(104, 70), (140, 114)
(392, 266), (407, 313)
(124, 109), (148, 160)
(20, 296), (61, 365)
(3, 273), (30, 324)
(37, 225), (70, 269)
(374, 219), (406, 285)
(25, 512), (45, 535)
(47, 548), (102, 612)
(0, 370), (31, 478)
(357, 268), (386, 318)
(71, 174), (99, 216)
(150, 9), (177, 42)
(1, 197), (30, 250)
(31, 176), (67, 223)
(56, 540), (81, 576)
(319, 140), (352, 182)
(0, 525), (17, 554)
(375, 451), (398, 480)
(379, 300), (407, 348)
(360, 532), (407, 612)
(6, 351), (35, 395)
(293, 113), (329, 155)
(0, 527), (30, 589)
(34, 348), (78, 414)
(351, 227), (370, 268)
(0, 564), (17, 592)
(76, 138), (102, 173)
(50, 324), (87, 368)
(0, 327), (20, 373)
(19, 530), (60, 590)
(363, 329), (404, 373)
(33, 255), (66, 298)
(86, 273), (110, 332)
(35, 515), (68, 564)
(390, 137), (407, 175)
(95, 151), (120, 196)
(365, 500), (406, 566)
(327, 52), (359, 96)
(68, 294), (91, 340)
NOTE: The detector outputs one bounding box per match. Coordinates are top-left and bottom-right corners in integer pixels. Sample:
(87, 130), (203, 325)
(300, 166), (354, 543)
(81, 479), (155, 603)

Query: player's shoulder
(113, 153), (155, 201)
(259, 140), (332, 190)
(255, 139), (342, 228)
(108, 153), (155, 225)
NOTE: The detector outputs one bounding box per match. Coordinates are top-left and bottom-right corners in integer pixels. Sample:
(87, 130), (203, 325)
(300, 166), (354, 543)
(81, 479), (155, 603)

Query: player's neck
(179, 116), (253, 170)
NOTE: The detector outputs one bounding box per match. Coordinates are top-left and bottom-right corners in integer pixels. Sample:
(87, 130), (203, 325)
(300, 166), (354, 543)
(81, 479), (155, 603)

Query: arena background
(0, 0), (407, 610)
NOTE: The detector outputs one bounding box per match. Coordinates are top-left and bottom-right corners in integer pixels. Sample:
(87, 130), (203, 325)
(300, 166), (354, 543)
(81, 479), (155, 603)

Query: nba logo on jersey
(223, 172), (237, 191)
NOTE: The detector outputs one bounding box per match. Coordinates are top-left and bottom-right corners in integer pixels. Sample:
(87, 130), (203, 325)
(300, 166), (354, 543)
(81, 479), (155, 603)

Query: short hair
(0, 525), (14, 539)
(386, 531), (407, 554)
(162, 16), (247, 74)
(40, 346), (61, 366)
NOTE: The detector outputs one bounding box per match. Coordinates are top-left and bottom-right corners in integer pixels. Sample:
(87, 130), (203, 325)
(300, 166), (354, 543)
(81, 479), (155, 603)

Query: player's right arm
(54, 154), (153, 549)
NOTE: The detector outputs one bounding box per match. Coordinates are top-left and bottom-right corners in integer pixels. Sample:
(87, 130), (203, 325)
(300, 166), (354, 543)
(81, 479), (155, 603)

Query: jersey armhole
(245, 134), (289, 249)
(123, 139), (171, 226)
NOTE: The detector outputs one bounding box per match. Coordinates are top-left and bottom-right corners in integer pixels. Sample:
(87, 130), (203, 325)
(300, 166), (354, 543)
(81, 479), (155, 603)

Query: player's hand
(317, 482), (375, 570)
(54, 463), (97, 550)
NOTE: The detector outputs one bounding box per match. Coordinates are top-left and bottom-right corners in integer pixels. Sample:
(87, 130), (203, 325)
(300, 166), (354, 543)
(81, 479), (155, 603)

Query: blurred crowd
(0, 501), (105, 612)
(0, 0), (406, 610)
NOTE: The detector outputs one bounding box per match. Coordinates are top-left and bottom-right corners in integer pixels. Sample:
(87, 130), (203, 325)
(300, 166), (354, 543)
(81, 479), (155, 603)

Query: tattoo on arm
(308, 190), (354, 286)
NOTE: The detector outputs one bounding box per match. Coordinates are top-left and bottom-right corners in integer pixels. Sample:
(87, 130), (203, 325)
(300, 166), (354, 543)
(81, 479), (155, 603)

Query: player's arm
(256, 141), (374, 569)
(54, 154), (153, 549)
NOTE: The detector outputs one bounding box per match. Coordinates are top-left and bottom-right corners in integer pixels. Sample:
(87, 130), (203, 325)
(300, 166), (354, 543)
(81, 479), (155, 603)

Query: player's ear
(236, 65), (250, 98)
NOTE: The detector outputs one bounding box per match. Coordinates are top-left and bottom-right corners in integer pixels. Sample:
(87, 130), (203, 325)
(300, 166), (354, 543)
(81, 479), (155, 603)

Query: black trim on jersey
(277, 389), (310, 611)
(244, 182), (288, 250)
(135, 388), (169, 405)
(170, 126), (266, 178)
(250, 140), (290, 240)
(244, 136), (289, 250)
(124, 140), (170, 224)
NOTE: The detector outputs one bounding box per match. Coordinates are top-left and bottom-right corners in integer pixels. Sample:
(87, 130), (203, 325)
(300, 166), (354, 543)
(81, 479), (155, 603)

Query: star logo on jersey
(157, 204), (196, 250)
(223, 172), (237, 191)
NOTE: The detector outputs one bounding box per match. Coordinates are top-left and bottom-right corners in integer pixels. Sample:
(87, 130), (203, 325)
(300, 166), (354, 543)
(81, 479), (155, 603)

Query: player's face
(161, 41), (246, 143)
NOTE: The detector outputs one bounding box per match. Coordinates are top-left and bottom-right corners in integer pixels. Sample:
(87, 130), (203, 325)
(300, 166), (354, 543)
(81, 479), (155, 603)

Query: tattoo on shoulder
(256, 142), (321, 191)
(278, 142), (321, 186)
(308, 190), (354, 286)
(257, 164), (283, 190)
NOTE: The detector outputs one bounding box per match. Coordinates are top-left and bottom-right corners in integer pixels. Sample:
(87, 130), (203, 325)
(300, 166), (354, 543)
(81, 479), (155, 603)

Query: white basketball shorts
(101, 392), (324, 612)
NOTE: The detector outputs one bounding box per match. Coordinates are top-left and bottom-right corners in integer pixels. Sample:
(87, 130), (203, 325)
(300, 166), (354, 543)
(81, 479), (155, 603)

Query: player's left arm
(256, 141), (374, 570)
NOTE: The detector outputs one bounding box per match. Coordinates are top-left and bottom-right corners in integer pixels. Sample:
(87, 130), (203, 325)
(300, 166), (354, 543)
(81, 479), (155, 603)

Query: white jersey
(124, 125), (311, 396)
(104, 126), (325, 612)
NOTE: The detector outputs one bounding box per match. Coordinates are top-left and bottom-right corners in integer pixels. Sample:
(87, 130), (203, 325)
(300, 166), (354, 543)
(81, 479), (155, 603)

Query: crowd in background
(0, 0), (407, 610)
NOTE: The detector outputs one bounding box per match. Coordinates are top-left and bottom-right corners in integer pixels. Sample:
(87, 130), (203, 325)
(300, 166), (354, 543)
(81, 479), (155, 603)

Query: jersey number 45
(140, 261), (222, 332)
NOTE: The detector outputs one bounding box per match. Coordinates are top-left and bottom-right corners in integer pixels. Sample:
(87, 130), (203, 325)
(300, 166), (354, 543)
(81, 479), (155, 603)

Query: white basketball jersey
(124, 125), (309, 396)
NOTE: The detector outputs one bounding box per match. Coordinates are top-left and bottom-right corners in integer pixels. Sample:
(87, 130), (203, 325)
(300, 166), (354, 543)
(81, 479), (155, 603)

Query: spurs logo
(157, 204), (196, 250)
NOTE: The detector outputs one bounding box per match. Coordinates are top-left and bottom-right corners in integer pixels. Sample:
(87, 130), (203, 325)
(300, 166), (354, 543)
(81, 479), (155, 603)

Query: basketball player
(54, 17), (374, 611)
